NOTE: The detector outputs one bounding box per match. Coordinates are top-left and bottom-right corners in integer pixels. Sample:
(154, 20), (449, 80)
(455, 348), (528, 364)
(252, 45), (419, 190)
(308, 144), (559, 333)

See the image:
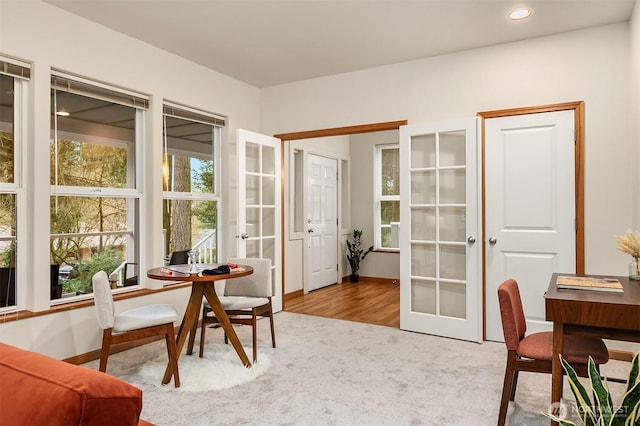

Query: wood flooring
(284, 278), (400, 328)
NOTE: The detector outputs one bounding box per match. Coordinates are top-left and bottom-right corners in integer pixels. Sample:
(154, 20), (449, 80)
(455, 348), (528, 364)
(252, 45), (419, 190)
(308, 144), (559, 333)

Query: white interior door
(399, 118), (481, 342)
(306, 154), (338, 292)
(484, 110), (575, 341)
(237, 129), (282, 312)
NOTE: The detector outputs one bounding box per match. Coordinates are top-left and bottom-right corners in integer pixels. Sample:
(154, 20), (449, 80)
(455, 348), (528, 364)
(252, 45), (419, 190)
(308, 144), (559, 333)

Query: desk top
(545, 273), (640, 332)
(147, 264), (253, 282)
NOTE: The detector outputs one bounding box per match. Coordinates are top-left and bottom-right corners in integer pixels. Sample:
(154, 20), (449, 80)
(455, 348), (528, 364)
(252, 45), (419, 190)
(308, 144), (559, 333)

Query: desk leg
(203, 285), (252, 368)
(162, 282), (204, 385)
(550, 322), (564, 426)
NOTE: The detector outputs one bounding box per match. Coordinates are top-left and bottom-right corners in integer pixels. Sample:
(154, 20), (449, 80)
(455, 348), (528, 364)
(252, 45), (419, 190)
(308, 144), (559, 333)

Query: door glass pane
(439, 169), (465, 204)
(263, 237), (275, 264)
(439, 244), (466, 281)
(411, 279), (436, 315)
(440, 281), (466, 319)
(245, 207), (259, 239)
(246, 239), (259, 258)
(439, 131), (466, 167)
(410, 134), (435, 168)
(262, 145), (275, 175)
(411, 207), (435, 241)
(246, 175), (260, 205)
(411, 171), (435, 204)
(262, 176), (275, 205)
(246, 142), (260, 173)
(439, 207), (465, 242)
(411, 243), (435, 278)
(262, 207), (275, 237)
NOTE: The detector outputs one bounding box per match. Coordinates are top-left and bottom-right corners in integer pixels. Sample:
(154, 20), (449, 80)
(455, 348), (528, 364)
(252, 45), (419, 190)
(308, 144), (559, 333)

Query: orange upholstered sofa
(0, 342), (152, 426)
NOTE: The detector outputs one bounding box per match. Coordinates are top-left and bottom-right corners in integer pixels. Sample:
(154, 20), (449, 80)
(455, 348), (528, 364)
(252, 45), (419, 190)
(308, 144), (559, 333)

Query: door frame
(477, 101), (585, 340)
(274, 120), (408, 308)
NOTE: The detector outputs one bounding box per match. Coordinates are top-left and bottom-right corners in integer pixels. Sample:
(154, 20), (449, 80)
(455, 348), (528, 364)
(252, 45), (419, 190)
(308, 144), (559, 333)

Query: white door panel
(484, 110), (575, 341)
(237, 129), (282, 312)
(306, 154), (338, 291)
(400, 118), (481, 342)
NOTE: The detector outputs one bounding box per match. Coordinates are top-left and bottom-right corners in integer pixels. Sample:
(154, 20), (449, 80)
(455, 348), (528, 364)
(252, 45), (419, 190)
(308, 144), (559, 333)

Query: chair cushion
(518, 331), (609, 365)
(113, 304), (179, 333)
(204, 296), (269, 311)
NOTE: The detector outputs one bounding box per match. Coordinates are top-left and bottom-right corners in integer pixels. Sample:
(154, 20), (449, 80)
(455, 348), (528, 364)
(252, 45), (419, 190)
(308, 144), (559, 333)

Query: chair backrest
(497, 279), (527, 351)
(225, 258), (272, 298)
(169, 250), (190, 265)
(92, 270), (115, 330)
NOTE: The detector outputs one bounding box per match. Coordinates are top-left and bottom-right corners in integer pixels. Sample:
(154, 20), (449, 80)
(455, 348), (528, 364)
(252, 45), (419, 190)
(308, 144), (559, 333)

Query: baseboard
(340, 275), (399, 285)
(284, 289), (304, 302)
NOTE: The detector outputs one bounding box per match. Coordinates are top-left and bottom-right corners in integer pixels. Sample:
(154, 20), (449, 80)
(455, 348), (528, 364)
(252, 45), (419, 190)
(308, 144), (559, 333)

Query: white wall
(632, 2), (640, 232)
(262, 23), (634, 286)
(0, 1), (261, 358)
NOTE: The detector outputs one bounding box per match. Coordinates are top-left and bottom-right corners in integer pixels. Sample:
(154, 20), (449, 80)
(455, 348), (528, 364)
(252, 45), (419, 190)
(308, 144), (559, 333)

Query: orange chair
(496, 279), (609, 426)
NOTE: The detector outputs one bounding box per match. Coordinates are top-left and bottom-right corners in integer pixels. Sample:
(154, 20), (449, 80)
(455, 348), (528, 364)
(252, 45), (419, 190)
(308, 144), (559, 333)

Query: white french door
(237, 129), (282, 312)
(399, 118), (480, 342)
(306, 154), (338, 292)
(484, 110), (576, 341)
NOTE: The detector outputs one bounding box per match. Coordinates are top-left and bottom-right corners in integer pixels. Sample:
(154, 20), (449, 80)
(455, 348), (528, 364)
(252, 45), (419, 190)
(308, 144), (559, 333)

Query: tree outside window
(376, 144), (400, 250)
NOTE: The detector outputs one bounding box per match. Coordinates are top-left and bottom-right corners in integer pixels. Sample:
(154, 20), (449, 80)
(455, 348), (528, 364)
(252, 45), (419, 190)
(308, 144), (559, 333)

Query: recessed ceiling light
(508, 8), (533, 20)
(56, 111), (70, 116)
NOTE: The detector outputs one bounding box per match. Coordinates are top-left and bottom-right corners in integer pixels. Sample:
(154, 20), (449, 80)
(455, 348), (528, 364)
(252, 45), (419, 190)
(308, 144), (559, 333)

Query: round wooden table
(147, 264), (254, 385)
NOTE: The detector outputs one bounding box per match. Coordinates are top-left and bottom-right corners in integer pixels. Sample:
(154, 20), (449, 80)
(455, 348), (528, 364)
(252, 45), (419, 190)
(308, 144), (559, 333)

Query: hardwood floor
(284, 278), (400, 328)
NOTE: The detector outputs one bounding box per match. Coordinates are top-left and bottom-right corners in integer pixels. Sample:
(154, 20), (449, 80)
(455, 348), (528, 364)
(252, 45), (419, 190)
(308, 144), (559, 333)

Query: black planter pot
(350, 274), (359, 283)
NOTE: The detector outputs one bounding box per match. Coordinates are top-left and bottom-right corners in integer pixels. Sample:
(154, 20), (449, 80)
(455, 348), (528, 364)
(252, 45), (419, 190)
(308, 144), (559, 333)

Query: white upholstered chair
(195, 257), (276, 362)
(92, 270), (181, 387)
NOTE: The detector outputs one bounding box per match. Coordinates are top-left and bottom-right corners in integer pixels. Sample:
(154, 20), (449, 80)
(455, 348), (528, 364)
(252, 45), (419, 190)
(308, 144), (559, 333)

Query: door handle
(467, 236), (476, 244)
(235, 233), (249, 239)
(488, 237), (497, 245)
(308, 229), (314, 233)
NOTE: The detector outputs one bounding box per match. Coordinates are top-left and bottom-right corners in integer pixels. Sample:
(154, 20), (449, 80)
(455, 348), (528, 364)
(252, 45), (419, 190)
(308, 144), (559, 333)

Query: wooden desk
(545, 273), (640, 422)
(147, 264), (254, 385)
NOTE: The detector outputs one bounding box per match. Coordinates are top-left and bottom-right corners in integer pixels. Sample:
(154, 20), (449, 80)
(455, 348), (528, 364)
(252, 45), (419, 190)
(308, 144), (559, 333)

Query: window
(50, 72), (147, 299)
(0, 58), (29, 310)
(375, 144), (400, 250)
(162, 103), (223, 264)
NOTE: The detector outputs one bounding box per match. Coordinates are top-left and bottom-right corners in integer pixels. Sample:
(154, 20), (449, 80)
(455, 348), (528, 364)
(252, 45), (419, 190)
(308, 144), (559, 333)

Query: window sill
(0, 281), (192, 324)
(373, 249), (400, 254)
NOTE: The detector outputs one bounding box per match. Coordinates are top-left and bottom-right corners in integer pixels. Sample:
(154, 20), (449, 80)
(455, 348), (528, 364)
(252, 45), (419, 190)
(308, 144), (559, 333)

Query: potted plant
(544, 353), (639, 425)
(346, 229), (373, 283)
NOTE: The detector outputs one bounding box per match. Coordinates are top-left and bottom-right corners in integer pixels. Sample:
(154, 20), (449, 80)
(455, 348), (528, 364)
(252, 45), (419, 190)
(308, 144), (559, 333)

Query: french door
(237, 129), (282, 312)
(399, 118), (481, 342)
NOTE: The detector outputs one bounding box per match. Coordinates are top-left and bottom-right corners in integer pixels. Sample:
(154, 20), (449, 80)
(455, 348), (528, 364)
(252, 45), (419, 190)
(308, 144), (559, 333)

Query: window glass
(50, 75), (144, 299)
(162, 107), (220, 263)
(376, 145), (400, 250)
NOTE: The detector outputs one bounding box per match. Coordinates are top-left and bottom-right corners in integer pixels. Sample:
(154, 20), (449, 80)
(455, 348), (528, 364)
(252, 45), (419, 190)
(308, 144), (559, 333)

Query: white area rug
(131, 343), (270, 392)
(83, 312), (633, 425)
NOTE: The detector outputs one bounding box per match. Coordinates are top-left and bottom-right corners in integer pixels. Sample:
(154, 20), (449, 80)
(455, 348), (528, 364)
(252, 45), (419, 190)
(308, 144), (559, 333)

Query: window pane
(50, 196), (136, 296)
(163, 199), (217, 263)
(381, 147), (400, 196)
(0, 74), (15, 184)
(51, 90), (136, 189)
(380, 200), (400, 225)
(163, 115), (215, 193)
(0, 194), (16, 307)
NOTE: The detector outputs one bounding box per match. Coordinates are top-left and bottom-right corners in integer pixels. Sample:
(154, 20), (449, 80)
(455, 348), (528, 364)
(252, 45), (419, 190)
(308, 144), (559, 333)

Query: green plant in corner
(543, 353), (639, 425)
(346, 229), (373, 283)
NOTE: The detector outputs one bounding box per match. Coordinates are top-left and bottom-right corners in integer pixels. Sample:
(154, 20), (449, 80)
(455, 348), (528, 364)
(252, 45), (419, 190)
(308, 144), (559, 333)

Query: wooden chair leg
(199, 307), (208, 358)
(99, 329), (112, 373)
(268, 303), (276, 348)
(252, 311), (258, 362)
(165, 323), (180, 388)
(510, 370), (519, 401)
(498, 351), (517, 426)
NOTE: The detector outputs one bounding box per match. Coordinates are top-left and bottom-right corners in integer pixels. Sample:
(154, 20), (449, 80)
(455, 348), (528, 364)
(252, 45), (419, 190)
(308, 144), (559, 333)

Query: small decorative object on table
(614, 229), (640, 280)
(187, 249), (199, 273)
(346, 229), (373, 283)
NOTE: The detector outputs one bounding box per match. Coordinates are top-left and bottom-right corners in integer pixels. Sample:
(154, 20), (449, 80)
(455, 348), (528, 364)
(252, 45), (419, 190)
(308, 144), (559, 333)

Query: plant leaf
(542, 411), (578, 426)
(561, 356), (598, 425)
(589, 357), (613, 425)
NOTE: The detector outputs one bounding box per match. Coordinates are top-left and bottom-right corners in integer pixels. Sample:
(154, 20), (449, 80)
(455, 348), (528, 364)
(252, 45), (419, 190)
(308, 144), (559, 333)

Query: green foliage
(346, 229), (373, 276)
(61, 250), (122, 294)
(543, 354), (640, 425)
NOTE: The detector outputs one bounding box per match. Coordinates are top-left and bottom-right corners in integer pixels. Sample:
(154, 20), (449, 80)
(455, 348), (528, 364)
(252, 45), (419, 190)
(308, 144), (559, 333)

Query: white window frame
(374, 143), (400, 251)
(162, 102), (223, 263)
(50, 72), (146, 303)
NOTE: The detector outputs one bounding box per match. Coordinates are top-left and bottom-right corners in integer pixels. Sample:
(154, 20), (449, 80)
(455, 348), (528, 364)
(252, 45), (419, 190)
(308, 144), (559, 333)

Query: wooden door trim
(477, 101), (585, 340)
(275, 120), (408, 308)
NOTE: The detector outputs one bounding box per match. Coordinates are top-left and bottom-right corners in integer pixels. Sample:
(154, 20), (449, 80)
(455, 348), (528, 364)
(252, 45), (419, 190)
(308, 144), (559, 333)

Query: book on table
(556, 275), (624, 293)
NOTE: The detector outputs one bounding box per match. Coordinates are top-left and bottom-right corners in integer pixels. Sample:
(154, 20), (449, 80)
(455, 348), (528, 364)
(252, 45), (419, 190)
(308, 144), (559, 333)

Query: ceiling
(42, 0), (637, 88)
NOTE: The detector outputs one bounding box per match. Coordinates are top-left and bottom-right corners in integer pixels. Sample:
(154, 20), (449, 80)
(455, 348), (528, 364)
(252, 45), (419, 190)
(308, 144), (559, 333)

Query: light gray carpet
(83, 312), (632, 425)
